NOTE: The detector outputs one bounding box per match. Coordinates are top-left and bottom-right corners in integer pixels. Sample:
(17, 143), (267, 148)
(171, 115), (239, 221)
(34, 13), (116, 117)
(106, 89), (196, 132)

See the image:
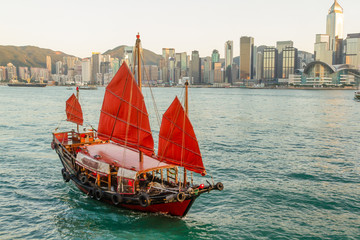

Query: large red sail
(158, 97), (206, 175)
(97, 62), (154, 156)
(65, 94), (83, 125)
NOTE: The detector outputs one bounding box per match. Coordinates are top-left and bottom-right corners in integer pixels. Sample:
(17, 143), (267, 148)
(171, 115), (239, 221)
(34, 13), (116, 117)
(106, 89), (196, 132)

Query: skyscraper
(345, 33), (360, 70)
(191, 51), (201, 84)
(211, 50), (220, 69)
(224, 41), (233, 83)
(46, 56), (51, 74)
(276, 41), (294, 79)
(263, 47), (278, 83)
(314, 0), (344, 65)
(91, 52), (101, 85)
(81, 58), (91, 84)
(240, 36), (254, 80)
(281, 47), (298, 79)
(326, 0), (344, 51)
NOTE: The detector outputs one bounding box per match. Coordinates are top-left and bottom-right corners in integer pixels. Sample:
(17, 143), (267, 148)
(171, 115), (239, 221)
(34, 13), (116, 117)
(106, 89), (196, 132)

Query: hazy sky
(1, 0), (359, 58)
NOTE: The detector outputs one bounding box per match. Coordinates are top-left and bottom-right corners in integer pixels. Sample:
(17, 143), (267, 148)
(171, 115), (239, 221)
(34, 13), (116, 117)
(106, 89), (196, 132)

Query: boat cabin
(74, 142), (179, 195)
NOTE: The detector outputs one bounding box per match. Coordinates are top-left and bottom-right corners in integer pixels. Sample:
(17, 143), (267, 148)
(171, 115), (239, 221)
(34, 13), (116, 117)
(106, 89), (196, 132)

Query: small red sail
(65, 94), (83, 125)
(97, 62), (154, 156)
(158, 97), (206, 175)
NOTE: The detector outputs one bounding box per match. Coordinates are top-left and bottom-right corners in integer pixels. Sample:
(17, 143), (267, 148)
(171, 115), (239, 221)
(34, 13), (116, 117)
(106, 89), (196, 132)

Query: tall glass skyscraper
(224, 41), (233, 83)
(240, 36), (254, 80)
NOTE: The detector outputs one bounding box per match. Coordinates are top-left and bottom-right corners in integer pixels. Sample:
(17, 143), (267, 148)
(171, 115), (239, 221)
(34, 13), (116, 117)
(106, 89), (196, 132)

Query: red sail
(158, 97), (206, 175)
(65, 94), (83, 125)
(97, 62), (154, 156)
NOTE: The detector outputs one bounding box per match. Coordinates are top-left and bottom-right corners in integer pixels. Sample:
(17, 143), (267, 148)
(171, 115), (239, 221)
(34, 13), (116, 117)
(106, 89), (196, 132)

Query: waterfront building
(225, 40), (233, 83)
(276, 41), (293, 78)
(289, 61), (360, 87)
(81, 58), (91, 84)
(240, 36), (254, 80)
(30, 67), (49, 81)
(46, 56), (52, 74)
(6, 63), (17, 80)
(0, 66), (6, 81)
(18, 67), (29, 80)
(263, 47), (278, 84)
(345, 33), (360, 70)
(281, 47), (298, 79)
(91, 52), (101, 85)
(191, 50), (201, 84)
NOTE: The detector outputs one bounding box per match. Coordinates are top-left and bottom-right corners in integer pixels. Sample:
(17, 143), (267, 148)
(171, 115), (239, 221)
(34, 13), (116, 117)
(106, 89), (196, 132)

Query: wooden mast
(76, 86), (79, 133)
(183, 80), (189, 187)
(136, 33), (144, 162)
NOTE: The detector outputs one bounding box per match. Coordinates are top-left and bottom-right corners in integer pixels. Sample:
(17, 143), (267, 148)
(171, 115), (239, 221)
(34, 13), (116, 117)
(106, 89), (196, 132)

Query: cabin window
(117, 177), (135, 194)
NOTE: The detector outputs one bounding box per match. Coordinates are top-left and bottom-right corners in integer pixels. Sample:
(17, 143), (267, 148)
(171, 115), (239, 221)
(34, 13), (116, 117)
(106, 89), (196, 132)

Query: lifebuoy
(139, 193), (150, 207)
(95, 189), (103, 200)
(176, 192), (186, 202)
(216, 182), (224, 191)
(62, 171), (70, 182)
(112, 194), (122, 205)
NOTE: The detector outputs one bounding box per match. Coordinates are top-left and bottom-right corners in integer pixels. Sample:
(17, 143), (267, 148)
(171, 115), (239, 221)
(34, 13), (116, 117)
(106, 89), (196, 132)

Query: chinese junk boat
(51, 34), (223, 217)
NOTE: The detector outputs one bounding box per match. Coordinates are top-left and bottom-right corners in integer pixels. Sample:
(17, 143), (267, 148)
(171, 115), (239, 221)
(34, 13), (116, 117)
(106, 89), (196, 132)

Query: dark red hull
(74, 181), (196, 217)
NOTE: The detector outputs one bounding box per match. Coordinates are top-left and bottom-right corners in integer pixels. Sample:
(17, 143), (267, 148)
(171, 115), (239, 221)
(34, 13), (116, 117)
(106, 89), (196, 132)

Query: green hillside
(103, 45), (162, 65)
(0, 45), (73, 68)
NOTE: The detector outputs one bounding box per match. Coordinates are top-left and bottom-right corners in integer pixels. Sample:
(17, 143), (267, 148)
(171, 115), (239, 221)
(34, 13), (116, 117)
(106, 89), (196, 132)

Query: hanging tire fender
(139, 193), (151, 208)
(112, 193), (122, 205)
(95, 189), (103, 200)
(176, 192), (186, 202)
(80, 175), (89, 185)
(62, 170), (70, 182)
(216, 182), (224, 191)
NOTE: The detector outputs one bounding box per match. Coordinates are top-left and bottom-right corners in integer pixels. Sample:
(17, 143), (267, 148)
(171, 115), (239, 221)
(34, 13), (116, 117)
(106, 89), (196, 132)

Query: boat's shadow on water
(53, 184), (196, 239)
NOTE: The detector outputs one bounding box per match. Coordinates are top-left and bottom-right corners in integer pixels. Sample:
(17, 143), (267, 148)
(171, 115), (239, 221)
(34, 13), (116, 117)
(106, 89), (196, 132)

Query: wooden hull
(53, 137), (200, 217)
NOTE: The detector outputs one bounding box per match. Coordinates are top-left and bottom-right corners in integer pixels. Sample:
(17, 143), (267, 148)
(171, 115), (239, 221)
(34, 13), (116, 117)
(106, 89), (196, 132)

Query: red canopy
(65, 94), (83, 125)
(158, 97), (206, 175)
(97, 62), (154, 157)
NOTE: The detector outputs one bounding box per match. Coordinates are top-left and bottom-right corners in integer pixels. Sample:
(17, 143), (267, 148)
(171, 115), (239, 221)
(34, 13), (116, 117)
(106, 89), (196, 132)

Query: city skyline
(1, 0), (360, 59)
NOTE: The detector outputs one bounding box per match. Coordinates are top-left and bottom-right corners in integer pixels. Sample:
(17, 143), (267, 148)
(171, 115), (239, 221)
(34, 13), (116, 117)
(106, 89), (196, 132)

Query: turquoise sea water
(0, 86), (359, 239)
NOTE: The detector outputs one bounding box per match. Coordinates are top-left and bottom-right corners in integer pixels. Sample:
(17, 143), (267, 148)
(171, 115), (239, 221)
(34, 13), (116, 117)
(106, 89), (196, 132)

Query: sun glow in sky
(1, 0), (359, 58)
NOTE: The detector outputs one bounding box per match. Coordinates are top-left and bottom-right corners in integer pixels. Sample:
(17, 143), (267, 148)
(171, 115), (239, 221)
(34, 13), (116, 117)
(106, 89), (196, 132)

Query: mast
(183, 80), (189, 187)
(76, 86), (79, 133)
(136, 33), (144, 162)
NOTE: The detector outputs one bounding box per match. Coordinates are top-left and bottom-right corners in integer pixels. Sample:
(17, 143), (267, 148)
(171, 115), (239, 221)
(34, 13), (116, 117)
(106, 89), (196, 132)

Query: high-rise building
(91, 52), (101, 84)
(240, 36), (254, 80)
(46, 56), (51, 73)
(225, 41), (233, 83)
(6, 63), (17, 80)
(81, 58), (91, 84)
(326, 0), (344, 52)
(314, 0), (344, 65)
(55, 61), (63, 75)
(211, 50), (220, 69)
(191, 51), (201, 84)
(203, 57), (211, 84)
(263, 47), (278, 83)
(276, 41), (293, 78)
(345, 33), (360, 70)
(161, 48), (175, 84)
(281, 47), (298, 79)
